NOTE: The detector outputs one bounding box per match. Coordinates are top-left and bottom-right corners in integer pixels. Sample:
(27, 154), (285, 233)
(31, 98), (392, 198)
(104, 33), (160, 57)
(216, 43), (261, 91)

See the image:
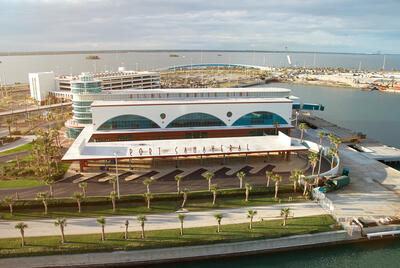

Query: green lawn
(0, 142), (33, 156)
(0, 178), (44, 189)
(0, 193), (306, 220)
(0, 215), (339, 258)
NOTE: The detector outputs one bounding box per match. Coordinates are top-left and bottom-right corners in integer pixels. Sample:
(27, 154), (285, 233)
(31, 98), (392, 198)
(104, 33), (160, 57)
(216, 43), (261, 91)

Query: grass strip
(0, 215), (339, 258)
(0, 178), (44, 189)
(0, 142), (33, 156)
(0, 192), (306, 220)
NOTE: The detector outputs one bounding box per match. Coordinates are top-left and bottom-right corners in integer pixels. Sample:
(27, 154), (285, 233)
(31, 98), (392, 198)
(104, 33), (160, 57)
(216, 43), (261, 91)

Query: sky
(0, 0), (399, 54)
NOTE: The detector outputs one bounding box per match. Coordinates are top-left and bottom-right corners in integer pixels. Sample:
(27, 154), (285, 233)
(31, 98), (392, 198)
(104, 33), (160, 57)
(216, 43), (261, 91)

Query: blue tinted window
(232, 111), (287, 126)
(167, 113), (226, 128)
(98, 114), (160, 130)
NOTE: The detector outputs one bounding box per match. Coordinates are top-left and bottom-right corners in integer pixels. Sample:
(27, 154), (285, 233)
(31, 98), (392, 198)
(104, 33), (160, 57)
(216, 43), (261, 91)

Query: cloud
(0, 0), (399, 53)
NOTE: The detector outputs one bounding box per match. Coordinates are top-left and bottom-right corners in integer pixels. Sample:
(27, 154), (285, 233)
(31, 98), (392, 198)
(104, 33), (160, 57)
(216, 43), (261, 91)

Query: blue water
(153, 239), (400, 268)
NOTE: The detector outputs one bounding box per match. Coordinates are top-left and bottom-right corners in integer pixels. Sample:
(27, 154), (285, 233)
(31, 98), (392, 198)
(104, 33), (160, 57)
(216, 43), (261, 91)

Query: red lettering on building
(238, 145), (241, 151)
(221, 145), (223, 152)
(175, 147), (178, 154)
(139, 148), (143, 155)
(211, 145), (215, 152)
(229, 145), (233, 152)
(148, 148), (152, 155)
(193, 147), (197, 153)
(184, 147), (188, 154)
(247, 144), (249, 151)
(158, 147), (161, 155)
(203, 146), (206, 153)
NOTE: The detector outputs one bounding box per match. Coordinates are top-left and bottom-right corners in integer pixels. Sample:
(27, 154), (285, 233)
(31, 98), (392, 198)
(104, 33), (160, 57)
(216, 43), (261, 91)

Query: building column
(222, 154), (226, 165)
(176, 156), (179, 168)
(129, 159), (132, 170)
(200, 155), (203, 167)
(104, 160), (107, 170)
(79, 160), (84, 172)
(153, 158), (156, 169)
(286, 151), (291, 161)
(265, 152), (269, 163)
(245, 153), (248, 164)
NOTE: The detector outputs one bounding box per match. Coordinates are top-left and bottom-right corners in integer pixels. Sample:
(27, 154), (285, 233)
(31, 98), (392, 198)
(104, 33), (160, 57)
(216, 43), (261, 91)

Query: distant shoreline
(0, 49), (394, 57)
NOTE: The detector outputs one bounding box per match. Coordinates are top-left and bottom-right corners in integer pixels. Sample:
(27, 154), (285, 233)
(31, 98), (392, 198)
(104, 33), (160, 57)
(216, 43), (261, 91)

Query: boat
(85, 55), (100, 60)
(169, 54), (179, 57)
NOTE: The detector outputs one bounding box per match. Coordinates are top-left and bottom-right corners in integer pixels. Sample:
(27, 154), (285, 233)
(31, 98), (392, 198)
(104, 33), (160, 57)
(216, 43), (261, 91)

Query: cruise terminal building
(62, 75), (308, 171)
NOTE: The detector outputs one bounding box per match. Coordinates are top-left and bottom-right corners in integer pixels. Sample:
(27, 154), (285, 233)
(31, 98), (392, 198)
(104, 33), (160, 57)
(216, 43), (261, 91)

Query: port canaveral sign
(127, 143), (252, 157)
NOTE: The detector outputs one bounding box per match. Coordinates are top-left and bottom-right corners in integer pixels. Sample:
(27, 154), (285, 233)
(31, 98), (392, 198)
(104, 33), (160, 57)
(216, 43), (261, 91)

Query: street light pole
(114, 152), (120, 199)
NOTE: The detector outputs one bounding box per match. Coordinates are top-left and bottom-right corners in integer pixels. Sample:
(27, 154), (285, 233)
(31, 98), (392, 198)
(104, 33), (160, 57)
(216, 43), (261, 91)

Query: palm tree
(271, 174), (282, 200)
(143, 177), (154, 193)
(124, 220), (129, 240)
(5, 117), (13, 138)
(36, 191), (49, 215)
(245, 183), (252, 202)
(266, 171), (273, 187)
(72, 192), (83, 213)
(328, 148), (338, 169)
(236, 171), (246, 189)
(280, 208), (291, 226)
(327, 133), (336, 148)
(96, 217), (106, 241)
(299, 123), (308, 143)
(333, 137), (342, 151)
(79, 182), (88, 198)
(175, 175), (183, 193)
(14, 222), (28, 246)
(308, 153), (319, 176)
(289, 171), (298, 193)
(181, 188), (189, 208)
(210, 184), (218, 205)
(303, 177), (312, 196)
(54, 218), (67, 244)
(273, 120), (280, 135)
(44, 177), (55, 197)
(110, 191), (117, 212)
(247, 210), (257, 230)
(178, 213), (186, 236)
(137, 215), (147, 239)
(4, 196), (14, 216)
(202, 172), (214, 191)
(214, 213), (223, 233)
(144, 192), (153, 209)
(109, 176), (117, 192)
(318, 131), (326, 146)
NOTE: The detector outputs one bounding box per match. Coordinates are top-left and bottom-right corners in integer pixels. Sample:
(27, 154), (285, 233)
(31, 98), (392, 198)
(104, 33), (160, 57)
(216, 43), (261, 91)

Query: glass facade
(232, 111), (287, 126)
(66, 127), (83, 139)
(98, 114), (160, 130)
(167, 113), (226, 128)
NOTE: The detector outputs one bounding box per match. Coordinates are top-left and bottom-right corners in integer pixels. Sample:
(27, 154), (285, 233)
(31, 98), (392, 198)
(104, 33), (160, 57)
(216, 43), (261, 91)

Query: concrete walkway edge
(2, 230), (349, 268)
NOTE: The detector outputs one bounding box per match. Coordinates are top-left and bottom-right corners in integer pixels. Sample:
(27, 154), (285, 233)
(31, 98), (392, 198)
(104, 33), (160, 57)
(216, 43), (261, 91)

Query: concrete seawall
(3, 230), (349, 268)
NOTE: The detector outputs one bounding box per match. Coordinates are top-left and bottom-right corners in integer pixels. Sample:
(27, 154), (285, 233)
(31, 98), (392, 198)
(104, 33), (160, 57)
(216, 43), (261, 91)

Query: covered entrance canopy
(62, 126), (308, 162)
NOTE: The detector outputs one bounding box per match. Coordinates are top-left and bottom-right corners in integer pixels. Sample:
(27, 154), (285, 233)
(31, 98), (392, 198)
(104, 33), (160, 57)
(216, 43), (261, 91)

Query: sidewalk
(0, 202), (325, 239)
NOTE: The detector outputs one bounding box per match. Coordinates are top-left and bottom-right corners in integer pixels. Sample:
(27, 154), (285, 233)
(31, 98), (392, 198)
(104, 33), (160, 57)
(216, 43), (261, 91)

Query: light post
(114, 152), (120, 199)
(295, 111), (299, 127)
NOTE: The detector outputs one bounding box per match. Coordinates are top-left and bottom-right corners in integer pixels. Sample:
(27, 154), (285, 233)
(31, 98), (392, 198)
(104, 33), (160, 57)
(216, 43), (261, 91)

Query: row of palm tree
(13, 208), (293, 246)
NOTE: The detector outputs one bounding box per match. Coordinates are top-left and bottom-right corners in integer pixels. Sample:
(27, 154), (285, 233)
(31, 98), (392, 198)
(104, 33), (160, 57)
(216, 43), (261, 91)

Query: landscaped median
(0, 214), (339, 259)
(0, 184), (308, 220)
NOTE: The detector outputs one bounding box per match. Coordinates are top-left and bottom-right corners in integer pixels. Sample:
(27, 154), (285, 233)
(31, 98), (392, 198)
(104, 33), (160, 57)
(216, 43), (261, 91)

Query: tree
(36, 191), (49, 215)
(143, 177), (154, 193)
(214, 213), (223, 233)
(175, 175), (183, 193)
(271, 174), (282, 200)
(178, 213), (186, 236)
(273, 120), (280, 135)
(96, 217), (106, 241)
(44, 177), (55, 198)
(5, 117), (13, 138)
(247, 210), (257, 230)
(14, 222), (28, 247)
(236, 171), (246, 189)
(144, 192), (153, 209)
(303, 177), (312, 196)
(327, 134), (336, 148)
(72, 192), (83, 213)
(245, 183), (252, 202)
(280, 208), (291, 226)
(333, 137), (342, 151)
(54, 218), (67, 244)
(266, 171), (273, 187)
(299, 123), (308, 143)
(137, 215), (147, 239)
(210, 184), (218, 206)
(202, 172), (214, 191)
(4, 196), (14, 216)
(110, 191), (117, 212)
(328, 148), (338, 169)
(109, 177), (117, 192)
(295, 169), (304, 190)
(289, 171), (298, 193)
(308, 152), (319, 176)
(79, 182), (88, 198)
(181, 188), (189, 208)
(124, 220), (129, 240)
(318, 131), (326, 146)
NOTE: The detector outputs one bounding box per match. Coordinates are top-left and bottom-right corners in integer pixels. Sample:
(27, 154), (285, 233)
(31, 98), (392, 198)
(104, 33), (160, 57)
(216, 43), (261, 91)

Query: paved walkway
(0, 202), (325, 239)
(0, 135), (35, 153)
